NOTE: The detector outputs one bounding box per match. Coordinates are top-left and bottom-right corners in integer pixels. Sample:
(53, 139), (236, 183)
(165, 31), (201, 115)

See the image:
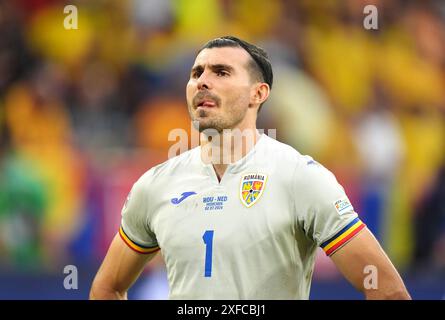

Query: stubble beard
(189, 105), (246, 134)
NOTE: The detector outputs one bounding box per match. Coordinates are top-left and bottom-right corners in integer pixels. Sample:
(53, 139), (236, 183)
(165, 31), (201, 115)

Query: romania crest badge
(240, 173), (267, 207)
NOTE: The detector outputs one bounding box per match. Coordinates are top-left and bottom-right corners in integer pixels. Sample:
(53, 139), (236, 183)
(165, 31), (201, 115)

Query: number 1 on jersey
(202, 230), (214, 277)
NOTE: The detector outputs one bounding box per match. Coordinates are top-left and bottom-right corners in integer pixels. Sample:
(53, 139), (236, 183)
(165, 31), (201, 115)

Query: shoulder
(260, 135), (314, 171)
(293, 157), (344, 205)
(136, 147), (200, 188)
(261, 135), (303, 162)
(259, 136), (337, 191)
(263, 136), (340, 192)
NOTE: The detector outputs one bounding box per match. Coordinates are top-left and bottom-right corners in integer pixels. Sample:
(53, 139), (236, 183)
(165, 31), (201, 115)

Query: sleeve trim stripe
(321, 217), (360, 248)
(321, 218), (365, 252)
(324, 224), (366, 256)
(119, 226), (160, 254)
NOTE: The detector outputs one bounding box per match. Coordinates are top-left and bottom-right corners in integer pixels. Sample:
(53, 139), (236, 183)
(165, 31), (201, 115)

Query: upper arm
(90, 233), (159, 299)
(91, 171), (161, 299)
(330, 227), (411, 299)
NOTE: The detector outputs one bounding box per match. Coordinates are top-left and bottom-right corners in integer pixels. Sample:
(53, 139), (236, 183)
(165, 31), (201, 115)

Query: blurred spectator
(413, 157), (445, 276)
(0, 0), (35, 95)
(134, 96), (191, 152)
(0, 120), (46, 270)
(69, 59), (129, 151)
(352, 82), (405, 241)
(3, 62), (85, 269)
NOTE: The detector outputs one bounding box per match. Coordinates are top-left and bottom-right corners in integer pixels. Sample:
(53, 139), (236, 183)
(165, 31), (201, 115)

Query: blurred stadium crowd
(0, 0), (444, 295)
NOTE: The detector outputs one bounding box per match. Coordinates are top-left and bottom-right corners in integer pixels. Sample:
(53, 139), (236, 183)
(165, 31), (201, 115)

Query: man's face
(186, 46), (255, 133)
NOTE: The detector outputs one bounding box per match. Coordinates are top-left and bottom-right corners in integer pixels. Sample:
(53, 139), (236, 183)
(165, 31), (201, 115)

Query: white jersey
(119, 134), (366, 299)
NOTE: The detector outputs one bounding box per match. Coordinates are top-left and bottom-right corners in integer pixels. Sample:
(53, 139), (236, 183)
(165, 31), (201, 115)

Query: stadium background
(0, 0), (444, 299)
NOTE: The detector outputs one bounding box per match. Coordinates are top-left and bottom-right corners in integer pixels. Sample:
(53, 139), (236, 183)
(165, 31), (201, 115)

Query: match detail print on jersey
(239, 173), (267, 208)
(320, 217), (366, 256)
(119, 226), (160, 254)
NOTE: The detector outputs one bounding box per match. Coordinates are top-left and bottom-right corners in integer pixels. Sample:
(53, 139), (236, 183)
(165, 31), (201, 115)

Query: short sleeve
(294, 157), (366, 256)
(119, 173), (160, 254)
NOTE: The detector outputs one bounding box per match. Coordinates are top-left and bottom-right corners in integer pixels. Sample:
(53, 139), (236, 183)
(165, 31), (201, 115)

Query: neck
(200, 126), (260, 181)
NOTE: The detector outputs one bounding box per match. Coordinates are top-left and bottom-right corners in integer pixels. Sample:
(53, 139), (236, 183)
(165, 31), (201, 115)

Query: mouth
(193, 91), (220, 110)
(196, 99), (217, 108)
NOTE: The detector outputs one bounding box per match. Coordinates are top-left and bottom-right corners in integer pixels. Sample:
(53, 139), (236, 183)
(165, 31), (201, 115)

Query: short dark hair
(199, 36), (273, 111)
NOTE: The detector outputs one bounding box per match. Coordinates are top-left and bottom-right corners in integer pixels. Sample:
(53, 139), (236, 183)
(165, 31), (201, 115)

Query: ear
(250, 83), (270, 108)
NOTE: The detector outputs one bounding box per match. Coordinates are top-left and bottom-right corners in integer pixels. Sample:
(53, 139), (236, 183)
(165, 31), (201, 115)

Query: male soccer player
(90, 36), (411, 300)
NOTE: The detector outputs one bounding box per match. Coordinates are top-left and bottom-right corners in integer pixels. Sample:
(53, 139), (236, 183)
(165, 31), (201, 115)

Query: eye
(191, 71), (200, 78)
(191, 69), (203, 79)
(216, 70), (229, 77)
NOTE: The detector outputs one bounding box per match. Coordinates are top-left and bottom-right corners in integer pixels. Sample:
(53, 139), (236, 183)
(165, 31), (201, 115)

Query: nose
(197, 71), (211, 91)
